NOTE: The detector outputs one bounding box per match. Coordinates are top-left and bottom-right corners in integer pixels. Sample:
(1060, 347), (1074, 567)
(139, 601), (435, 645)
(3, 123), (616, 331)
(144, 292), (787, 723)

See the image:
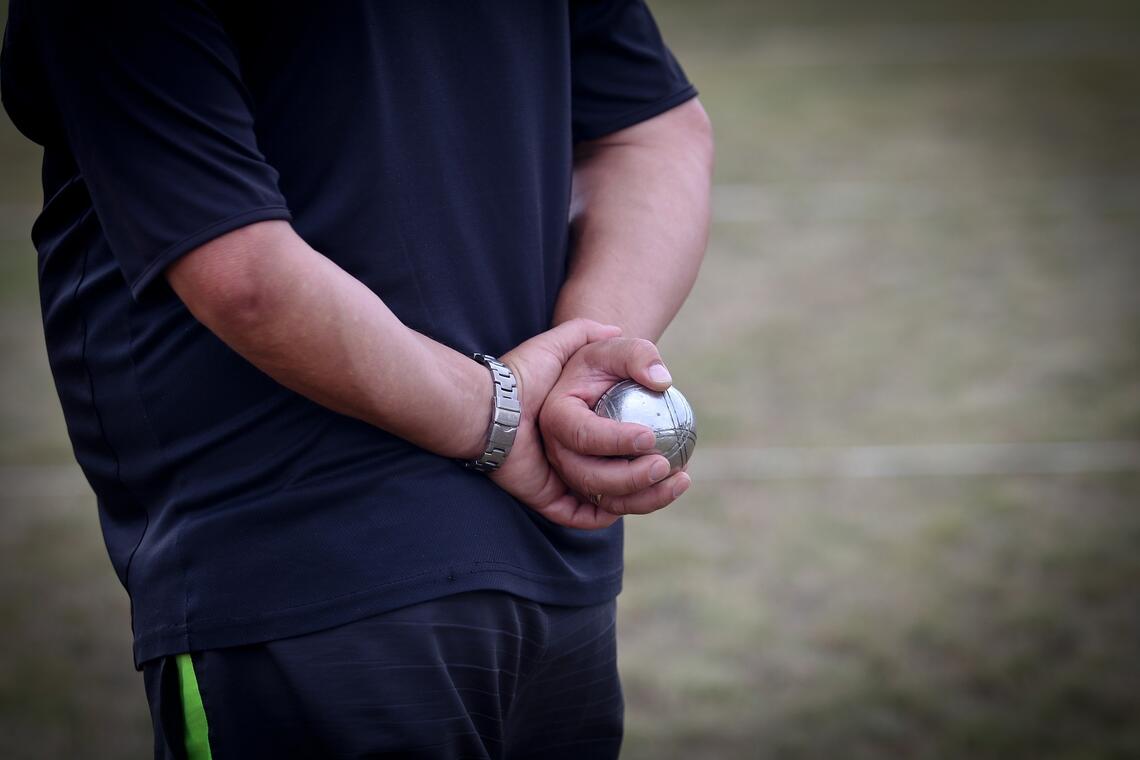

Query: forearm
(166, 220), (490, 460)
(553, 98), (713, 341)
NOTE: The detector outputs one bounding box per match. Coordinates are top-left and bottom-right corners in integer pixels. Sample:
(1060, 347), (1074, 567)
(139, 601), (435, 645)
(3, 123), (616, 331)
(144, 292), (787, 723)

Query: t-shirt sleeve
(568, 0), (698, 143)
(32, 0), (292, 299)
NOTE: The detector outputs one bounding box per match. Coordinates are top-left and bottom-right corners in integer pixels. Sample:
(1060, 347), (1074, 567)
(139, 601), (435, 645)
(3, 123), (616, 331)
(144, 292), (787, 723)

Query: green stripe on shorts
(176, 653), (214, 760)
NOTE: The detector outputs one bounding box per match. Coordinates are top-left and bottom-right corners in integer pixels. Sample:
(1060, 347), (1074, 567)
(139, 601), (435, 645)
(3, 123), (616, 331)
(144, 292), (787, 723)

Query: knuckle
(580, 472), (600, 498)
(605, 497), (629, 516)
(632, 338), (657, 355)
(545, 442), (568, 469)
(573, 420), (591, 452)
(580, 341), (604, 365)
(632, 339), (661, 365)
(625, 467), (642, 494)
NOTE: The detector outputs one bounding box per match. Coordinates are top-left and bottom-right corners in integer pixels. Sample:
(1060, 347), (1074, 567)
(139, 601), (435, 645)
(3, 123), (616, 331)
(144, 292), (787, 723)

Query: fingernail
(648, 363), (672, 384)
(671, 474), (692, 499)
(650, 458), (670, 482)
(635, 431), (657, 451)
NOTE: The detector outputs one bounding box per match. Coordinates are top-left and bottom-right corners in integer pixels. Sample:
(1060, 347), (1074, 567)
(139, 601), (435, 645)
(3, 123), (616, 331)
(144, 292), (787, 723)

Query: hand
(488, 319), (627, 530)
(539, 337), (692, 517)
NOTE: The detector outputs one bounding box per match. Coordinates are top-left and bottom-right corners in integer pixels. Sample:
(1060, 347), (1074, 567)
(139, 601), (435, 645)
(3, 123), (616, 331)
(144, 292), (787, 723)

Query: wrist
(454, 357), (495, 460)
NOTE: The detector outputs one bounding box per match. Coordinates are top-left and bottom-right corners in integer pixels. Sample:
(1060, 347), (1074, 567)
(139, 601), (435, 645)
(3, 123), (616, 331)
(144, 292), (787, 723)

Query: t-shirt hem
(575, 84), (699, 143)
(128, 205), (294, 300)
(131, 563), (623, 668)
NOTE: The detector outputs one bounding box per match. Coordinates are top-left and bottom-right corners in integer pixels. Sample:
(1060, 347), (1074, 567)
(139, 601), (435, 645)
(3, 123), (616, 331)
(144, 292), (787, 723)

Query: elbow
(197, 268), (270, 334)
(648, 97), (713, 180)
(684, 98), (715, 178)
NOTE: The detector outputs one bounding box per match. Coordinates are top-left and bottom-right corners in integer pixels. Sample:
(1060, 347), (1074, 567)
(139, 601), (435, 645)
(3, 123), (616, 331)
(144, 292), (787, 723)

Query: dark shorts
(143, 591), (623, 759)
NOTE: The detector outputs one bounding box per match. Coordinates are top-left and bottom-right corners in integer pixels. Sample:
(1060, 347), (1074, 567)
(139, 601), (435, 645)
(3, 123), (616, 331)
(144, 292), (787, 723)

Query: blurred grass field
(2, 1), (1139, 758)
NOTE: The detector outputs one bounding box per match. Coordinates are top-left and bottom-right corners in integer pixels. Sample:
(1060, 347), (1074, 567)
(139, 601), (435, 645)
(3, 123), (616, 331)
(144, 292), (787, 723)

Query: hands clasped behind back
(540, 337), (692, 517)
(489, 324), (692, 531)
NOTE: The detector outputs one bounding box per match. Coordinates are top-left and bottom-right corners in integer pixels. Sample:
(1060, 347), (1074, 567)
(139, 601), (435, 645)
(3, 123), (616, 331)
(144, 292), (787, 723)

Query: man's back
(2, 1), (708, 755)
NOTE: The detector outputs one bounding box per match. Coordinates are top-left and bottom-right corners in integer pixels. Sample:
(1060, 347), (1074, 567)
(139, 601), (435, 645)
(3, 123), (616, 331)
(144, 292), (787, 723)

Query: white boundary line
(711, 177), (1140, 224)
(689, 441), (1140, 481)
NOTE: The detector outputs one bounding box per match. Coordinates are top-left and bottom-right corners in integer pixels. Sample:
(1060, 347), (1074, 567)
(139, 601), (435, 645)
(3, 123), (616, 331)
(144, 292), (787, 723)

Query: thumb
(537, 318), (622, 366)
(586, 337), (672, 392)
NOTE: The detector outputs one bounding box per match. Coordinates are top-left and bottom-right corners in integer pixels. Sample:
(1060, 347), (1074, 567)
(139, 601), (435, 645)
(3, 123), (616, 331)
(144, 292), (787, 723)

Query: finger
(537, 318), (622, 366)
(502, 320), (621, 399)
(531, 491), (622, 531)
(594, 471), (692, 516)
(583, 337), (672, 392)
(564, 450), (673, 498)
(544, 396), (659, 456)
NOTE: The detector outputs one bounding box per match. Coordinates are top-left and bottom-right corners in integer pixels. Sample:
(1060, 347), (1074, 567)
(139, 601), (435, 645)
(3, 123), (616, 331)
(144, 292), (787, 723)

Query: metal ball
(593, 379), (697, 471)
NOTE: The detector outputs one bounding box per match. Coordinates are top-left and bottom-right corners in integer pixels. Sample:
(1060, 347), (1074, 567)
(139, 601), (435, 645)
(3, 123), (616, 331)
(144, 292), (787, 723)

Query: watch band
(465, 354), (521, 472)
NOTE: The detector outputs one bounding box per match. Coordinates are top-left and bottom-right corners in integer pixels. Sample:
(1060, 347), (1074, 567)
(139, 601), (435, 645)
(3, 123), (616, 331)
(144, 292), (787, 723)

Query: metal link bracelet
(464, 354), (521, 472)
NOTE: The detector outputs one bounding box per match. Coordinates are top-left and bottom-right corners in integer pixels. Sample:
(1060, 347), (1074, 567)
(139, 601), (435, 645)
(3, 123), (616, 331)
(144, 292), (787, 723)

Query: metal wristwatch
(465, 354), (521, 472)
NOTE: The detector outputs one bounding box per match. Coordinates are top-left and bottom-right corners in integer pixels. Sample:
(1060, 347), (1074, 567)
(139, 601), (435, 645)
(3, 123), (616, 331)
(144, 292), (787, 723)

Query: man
(1, 0), (711, 757)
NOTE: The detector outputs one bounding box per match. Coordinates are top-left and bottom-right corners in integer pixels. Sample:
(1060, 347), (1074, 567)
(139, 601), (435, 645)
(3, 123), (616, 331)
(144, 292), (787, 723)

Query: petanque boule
(594, 379), (697, 472)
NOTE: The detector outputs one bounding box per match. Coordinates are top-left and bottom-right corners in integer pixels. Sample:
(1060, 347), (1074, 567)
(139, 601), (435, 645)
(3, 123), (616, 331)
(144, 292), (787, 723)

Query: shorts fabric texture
(143, 591), (623, 760)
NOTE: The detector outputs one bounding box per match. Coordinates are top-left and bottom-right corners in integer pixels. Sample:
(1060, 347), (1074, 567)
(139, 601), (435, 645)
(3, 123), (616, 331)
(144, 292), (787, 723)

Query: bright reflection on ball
(594, 379), (697, 471)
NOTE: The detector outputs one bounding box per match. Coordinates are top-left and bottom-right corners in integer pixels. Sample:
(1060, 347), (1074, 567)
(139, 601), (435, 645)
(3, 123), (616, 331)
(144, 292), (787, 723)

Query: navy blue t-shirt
(1, 0), (696, 666)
